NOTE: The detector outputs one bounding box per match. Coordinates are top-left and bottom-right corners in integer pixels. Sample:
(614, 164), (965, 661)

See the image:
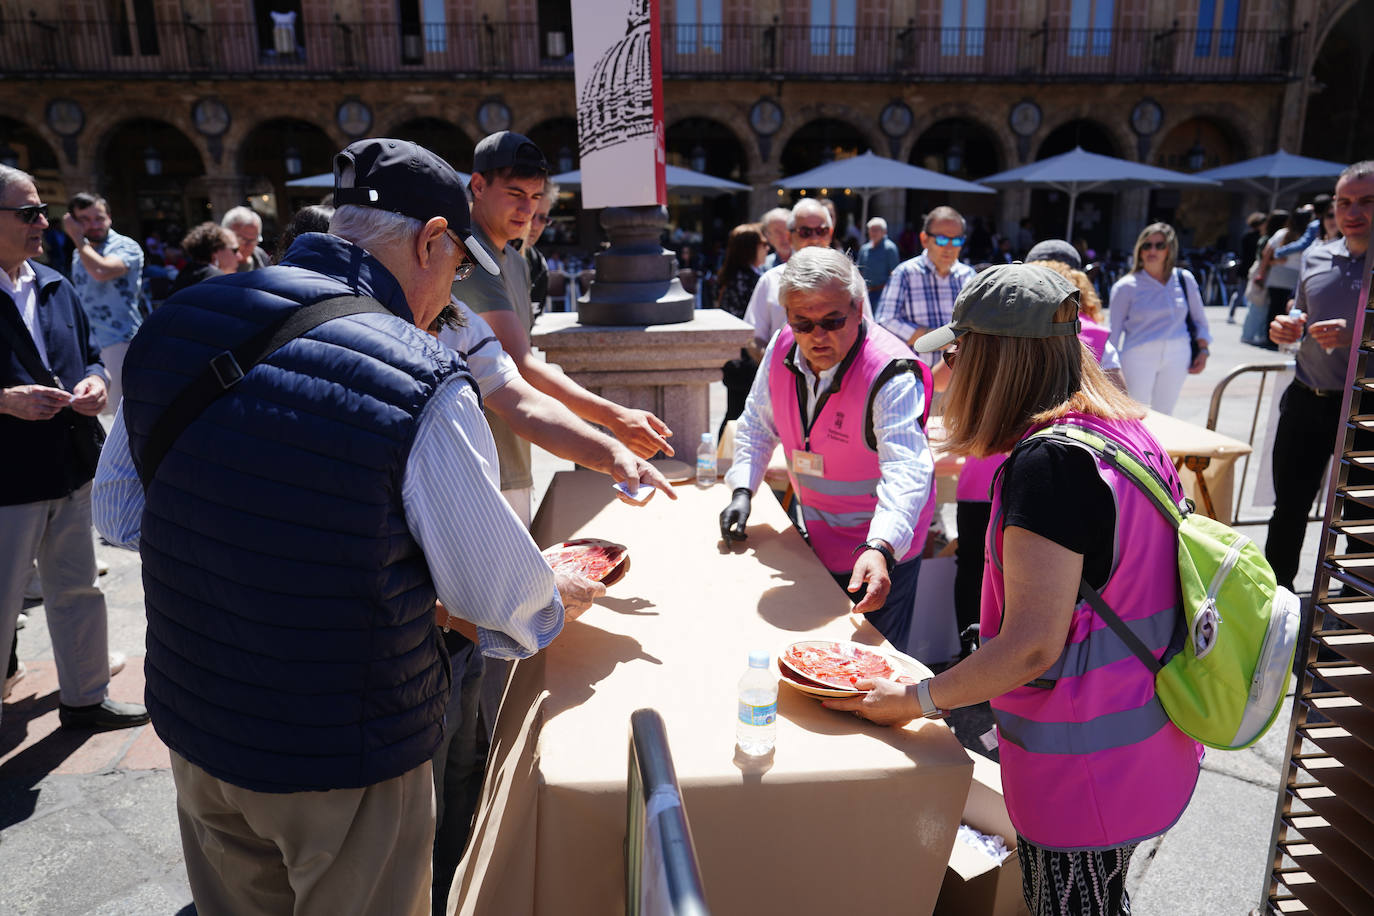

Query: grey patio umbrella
(550, 165), (751, 194)
(1192, 150), (1348, 211)
(774, 151), (993, 223)
(978, 147), (1219, 240)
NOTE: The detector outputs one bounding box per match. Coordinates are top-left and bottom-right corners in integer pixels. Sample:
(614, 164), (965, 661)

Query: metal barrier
(626, 709), (710, 916)
(1205, 359), (1303, 527)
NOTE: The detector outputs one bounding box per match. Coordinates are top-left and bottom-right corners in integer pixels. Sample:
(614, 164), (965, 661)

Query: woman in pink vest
(827, 263), (1200, 916)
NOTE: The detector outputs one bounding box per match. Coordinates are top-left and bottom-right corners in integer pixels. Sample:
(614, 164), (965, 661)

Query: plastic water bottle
(736, 651), (777, 755)
(1281, 307), (1305, 356)
(696, 432), (717, 487)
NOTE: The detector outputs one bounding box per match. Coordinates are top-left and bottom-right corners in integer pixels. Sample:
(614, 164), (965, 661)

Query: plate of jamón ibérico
(778, 640), (929, 698)
(541, 538), (631, 587)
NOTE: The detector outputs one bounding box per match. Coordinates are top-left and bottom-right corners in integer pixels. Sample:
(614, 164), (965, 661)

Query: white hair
(760, 206), (790, 227)
(787, 198), (832, 230)
(867, 217), (887, 232)
(221, 206), (263, 231)
(778, 246), (865, 308)
(328, 205), (423, 252)
(0, 165), (35, 200)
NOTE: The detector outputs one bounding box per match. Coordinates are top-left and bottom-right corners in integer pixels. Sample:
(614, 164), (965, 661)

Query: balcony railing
(0, 16), (1301, 82)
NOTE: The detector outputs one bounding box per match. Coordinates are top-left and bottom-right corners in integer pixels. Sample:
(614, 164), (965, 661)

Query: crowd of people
(2, 131), (1371, 916)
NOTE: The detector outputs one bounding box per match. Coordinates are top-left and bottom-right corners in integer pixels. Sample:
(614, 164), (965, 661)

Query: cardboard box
(935, 754), (1031, 916)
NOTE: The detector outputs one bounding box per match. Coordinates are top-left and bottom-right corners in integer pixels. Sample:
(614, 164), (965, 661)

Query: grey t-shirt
(1293, 239), (1369, 392)
(456, 224), (534, 490)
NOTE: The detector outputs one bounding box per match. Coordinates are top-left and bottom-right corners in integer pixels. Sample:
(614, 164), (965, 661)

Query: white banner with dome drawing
(571, 0), (666, 208)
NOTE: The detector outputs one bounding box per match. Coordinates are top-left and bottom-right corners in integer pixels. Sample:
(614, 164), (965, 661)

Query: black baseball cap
(913, 264), (1080, 352)
(333, 138), (499, 276)
(472, 131), (549, 175)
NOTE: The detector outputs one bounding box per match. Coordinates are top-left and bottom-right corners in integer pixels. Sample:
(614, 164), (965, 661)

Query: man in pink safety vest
(720, 247), (936, 653)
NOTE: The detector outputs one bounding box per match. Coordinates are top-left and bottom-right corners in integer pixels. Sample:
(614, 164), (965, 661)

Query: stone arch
(385, 117), (475, 173)
(524, 117), (580, 174)
(664, 116), (751, 260)
(237, 117), (337, 237)
(95, 117), (208, 246)
(0, 116), (65, 204)
(1027, 117), (1124, 253)
(665, 102), (757, 173)
(1150, 113), (1251, 249)
(1034, 116), (1125, 160)
(773, 109), (884, 170)
(903, 102), (1012, 173)
(903, 115), (1005, 258)
(1302, 0), (1373, 164)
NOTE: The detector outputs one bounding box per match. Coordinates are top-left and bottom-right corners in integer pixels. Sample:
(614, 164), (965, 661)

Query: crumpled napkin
(957, 823), (1012, 863)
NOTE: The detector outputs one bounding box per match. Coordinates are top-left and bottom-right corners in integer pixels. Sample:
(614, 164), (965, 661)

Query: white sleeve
(437, 300), (520, 397)
(723, 334), (782, 494)
(403, 374), (563, 659)
(866, 370), (932, 558)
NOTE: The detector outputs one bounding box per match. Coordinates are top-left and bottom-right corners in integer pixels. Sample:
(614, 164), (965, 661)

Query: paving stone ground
(0, 306), (1315, 914)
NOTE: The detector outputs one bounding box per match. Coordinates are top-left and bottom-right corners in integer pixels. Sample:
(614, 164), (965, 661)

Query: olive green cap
(912, 263), (1081, 352)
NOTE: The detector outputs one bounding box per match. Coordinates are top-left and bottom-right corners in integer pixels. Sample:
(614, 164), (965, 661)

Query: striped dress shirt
(91, 375), (562, 660)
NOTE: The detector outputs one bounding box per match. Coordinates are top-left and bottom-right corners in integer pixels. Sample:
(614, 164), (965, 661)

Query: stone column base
(530, 309), (755, 457)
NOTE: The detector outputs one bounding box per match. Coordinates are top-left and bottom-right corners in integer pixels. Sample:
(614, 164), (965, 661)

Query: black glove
(719, 488), (752, 542)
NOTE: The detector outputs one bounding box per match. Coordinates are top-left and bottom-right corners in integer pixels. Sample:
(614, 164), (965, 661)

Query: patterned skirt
(1017, 834), (1139, 916)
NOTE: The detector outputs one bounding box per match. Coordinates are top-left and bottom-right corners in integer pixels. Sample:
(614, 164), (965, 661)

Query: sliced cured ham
(541, 538), (630, 586)
(782, 642), (894, 690)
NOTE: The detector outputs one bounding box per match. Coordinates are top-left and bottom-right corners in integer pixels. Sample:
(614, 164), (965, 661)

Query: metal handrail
(0, 18), (1303, 81)
(1204, 360), (1312, 527)
(626, 709), (709, 916)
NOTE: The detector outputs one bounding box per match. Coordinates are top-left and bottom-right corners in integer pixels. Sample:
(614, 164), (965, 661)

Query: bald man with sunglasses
(722, 247), (935, 654)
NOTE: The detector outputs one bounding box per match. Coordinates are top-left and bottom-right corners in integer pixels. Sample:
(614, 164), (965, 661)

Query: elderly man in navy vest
(92, 140), (578, 915)
(720, 247), (937, 653)
(0, 165), (149, 732)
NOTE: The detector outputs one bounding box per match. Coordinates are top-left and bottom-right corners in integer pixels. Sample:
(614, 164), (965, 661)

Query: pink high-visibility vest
(768, 322), (934, 573)
(982, 412), (1201, 850)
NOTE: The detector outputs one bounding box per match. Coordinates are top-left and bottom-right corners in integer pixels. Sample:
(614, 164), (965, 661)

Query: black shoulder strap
(1077, 579), (1163, 675)
(137, 294), (392, 488)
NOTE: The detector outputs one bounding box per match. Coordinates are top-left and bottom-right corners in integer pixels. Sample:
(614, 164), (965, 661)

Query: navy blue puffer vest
(122, 233), (469, 793)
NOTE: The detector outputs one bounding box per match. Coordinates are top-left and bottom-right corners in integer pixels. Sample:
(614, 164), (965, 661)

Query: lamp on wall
(143, 145), (163, 176)
(284, 145), (303, 178)
(689, 144), (707, 174)
(1185, 125), (1206, 172)
(557, 146), (573, 173)
(945, 138), (965, 174)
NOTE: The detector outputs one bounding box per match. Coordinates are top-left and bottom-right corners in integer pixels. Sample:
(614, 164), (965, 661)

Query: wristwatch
(915, 678), (946, 719)
(854, 538), (896, 572)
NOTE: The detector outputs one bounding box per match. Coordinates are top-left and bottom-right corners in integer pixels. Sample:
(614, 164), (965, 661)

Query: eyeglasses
(941, 345), (959, 369)
(789, 313), (850, 335)
(445, 229), (475, 281)
(793, 224), (830, 239)
(531, 213), (551, 226)
(1142, 240), (1169, 251)
(931, 234), (965, 247)
(0, 204), (48, 224)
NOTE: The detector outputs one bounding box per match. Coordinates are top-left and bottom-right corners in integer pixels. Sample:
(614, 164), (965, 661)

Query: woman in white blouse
(1107, 222), (1211, 414)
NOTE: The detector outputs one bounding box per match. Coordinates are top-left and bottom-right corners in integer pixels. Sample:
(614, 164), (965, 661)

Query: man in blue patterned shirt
(62, 192), (143, 415)
(875, 206), (975, 375)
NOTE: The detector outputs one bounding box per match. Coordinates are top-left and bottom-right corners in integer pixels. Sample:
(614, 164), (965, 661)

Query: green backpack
(1029, 424), (1301, 750)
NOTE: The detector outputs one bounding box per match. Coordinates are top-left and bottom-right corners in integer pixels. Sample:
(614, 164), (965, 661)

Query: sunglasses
(1142, 240), (1169, 251)
(793, 224), (830, 239)
(789, 313), (850, 335)
(0, 203), (48, 224)
(941, 345), (959, 369)
(445, 229), (476, 281)
(931, 234), (965, 247)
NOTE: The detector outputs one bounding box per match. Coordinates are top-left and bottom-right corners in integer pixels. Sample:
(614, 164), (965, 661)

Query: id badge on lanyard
(791, 449), (825, 476)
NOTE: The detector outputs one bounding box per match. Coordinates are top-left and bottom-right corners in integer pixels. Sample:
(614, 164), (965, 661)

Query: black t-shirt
(998, 439), (1116, 590)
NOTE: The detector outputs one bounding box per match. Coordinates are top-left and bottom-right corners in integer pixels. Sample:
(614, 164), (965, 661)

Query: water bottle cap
(748, 651), (769, 668)
(701, 432), (713, 443)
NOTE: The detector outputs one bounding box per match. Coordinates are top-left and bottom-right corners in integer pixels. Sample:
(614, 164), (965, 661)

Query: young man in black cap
(93, 138), (584, 916)
(460, 130), (674, 525)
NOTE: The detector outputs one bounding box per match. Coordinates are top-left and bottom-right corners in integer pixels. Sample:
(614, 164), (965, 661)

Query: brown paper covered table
(449, 470), (973, 916)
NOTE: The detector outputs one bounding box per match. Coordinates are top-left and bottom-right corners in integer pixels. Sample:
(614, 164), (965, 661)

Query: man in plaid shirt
(876, 206), (975, 373)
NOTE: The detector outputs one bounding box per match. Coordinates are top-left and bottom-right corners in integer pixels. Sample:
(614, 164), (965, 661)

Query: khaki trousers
(171, 752), (434, 916)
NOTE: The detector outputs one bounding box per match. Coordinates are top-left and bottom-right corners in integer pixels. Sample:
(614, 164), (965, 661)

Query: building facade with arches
(0, 0), (1363, 257)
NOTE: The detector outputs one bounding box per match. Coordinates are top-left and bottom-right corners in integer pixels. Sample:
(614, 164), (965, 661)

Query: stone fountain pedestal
(531, 309), (753, 458)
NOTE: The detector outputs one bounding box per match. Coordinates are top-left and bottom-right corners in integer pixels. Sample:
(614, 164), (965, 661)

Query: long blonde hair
(1130, 222), (1178, 275)
(940, 297), (1143, 458)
